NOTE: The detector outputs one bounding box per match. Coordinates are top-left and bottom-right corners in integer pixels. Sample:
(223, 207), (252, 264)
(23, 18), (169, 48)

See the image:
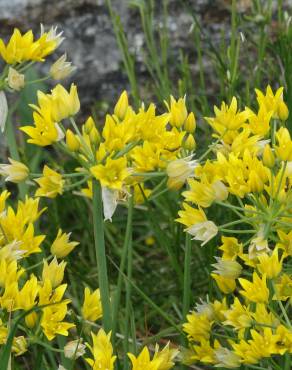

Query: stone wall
(0, 0), (291, 109)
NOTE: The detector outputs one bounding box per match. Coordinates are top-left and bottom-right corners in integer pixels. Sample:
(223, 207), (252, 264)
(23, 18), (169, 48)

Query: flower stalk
(92, 179), (112, 333)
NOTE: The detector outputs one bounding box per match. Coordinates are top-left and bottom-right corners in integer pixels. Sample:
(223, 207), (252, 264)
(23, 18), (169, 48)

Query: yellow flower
(255, 85), (288, 120)
(42, 257), (66, 288)
(17, 274), (38, 311)
(50, 53), (76, 80)
(17, 196), (46, 224)
(246, 105), (272, 136)
(35, 165), (64, 198)
(232, 328), (279, 364)
(0, 190), (10, 214)
(183, 312), (212, 342)
(21, 92), (64, 146)
(50, 229), (79, 258)
(41, 303), (74, 341)
(0, 259), (23, 288)
(82, 287), (102, 322)
(252, 304), (278, 329)
(50, 83), (80, 122)
(218, 236), (243, 260)
(129, 344), (178, 370)
(183, 177), (228, 207)
(91, 156), (129, 190)
(182, 339), (217, 365)
(0, 281), (18, 311)
(0, 28), (60, 64)
(239, 272), (269, 303)
(6, 26), (58, 63)
(38, 279), (68, 306)
(0, 158), (29, 183)
(177, 203), (207, 228)
(223, 297), (252, 331)
(86, 329), (116, 370)
(153, 342), (179, 370)
(211, 274), (236, 294)
(256, 248), (283, 279)
(165, 95), (188, 128)
(205, 97), (250, 134)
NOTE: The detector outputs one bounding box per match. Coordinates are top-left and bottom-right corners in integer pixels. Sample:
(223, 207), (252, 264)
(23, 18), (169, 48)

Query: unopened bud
(25, 312), (38, 329)
(184, 112), (196, 133)
(84, 116), (95, 134)
(263, 144), (275, 168)
(278, 101), (289, 121)
(66, 129), (80, 152)
(183, 134), (196, 151)
(89, 126), (100, 145)
(114, 91), (128, 120)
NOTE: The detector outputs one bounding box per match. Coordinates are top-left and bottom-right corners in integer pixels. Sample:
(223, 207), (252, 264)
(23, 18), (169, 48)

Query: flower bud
(278, 101), (289, 121)
(84, 116), (95, 134)
(7, 67), (25, 91)
(89, 126), (100, 145)
(114, 91), (128, 120)
(25, 311), (38, 329)
(66, 129), (80, 152)
(184, 112), (196, 133)
(263, 144), (275, 168)
(183, 134), (196, 151)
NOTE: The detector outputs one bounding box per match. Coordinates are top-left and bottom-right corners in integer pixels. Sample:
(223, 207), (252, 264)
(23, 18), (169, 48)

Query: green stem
(92, 179), (112, 332)
(219, 228), (255, 234)
(182, 233), (191, 349)
(182, 233), (191, 318)
(112, 193), (134, 342)
(123, 192), (134, 369)
(4, 103), (28, 199)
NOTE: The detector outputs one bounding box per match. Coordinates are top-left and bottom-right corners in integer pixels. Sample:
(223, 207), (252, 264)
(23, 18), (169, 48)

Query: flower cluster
(178, 86), (292, 368)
